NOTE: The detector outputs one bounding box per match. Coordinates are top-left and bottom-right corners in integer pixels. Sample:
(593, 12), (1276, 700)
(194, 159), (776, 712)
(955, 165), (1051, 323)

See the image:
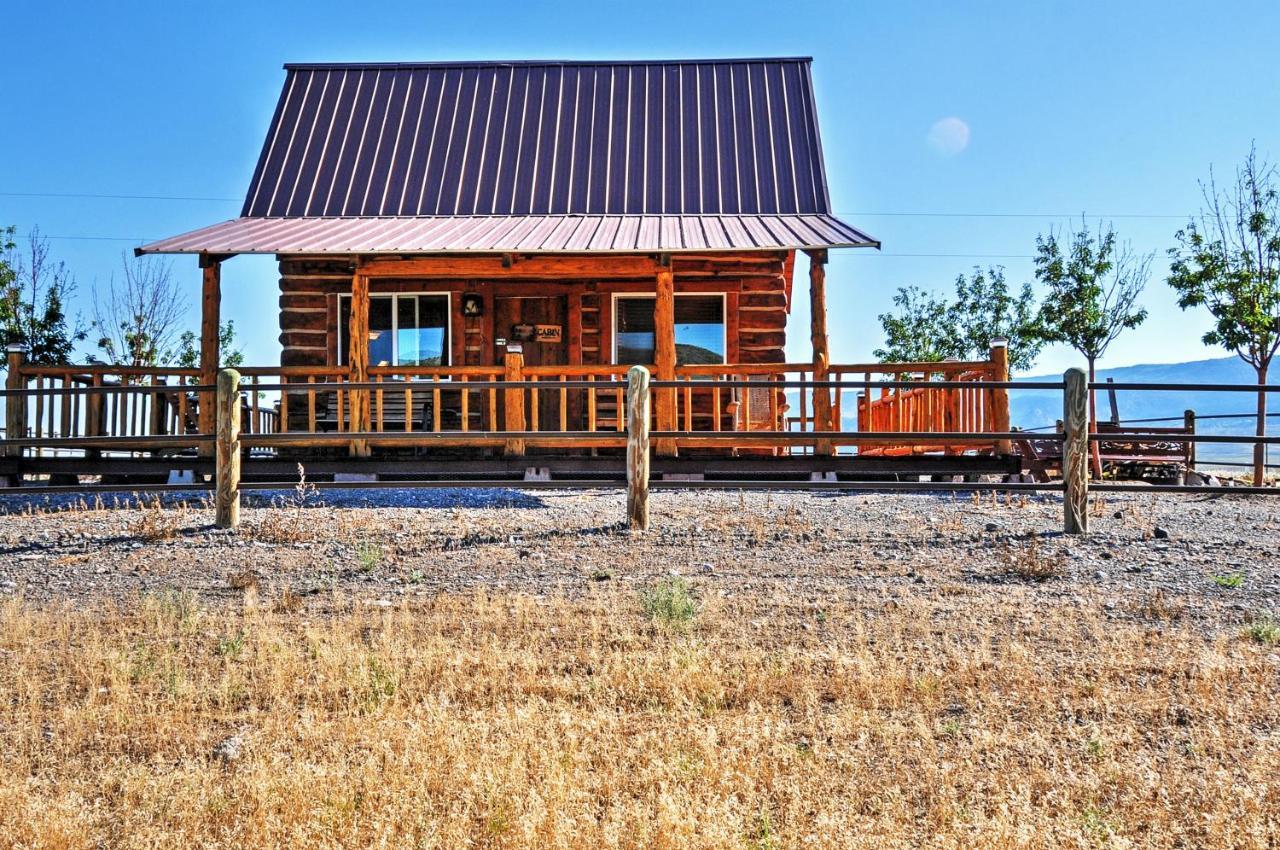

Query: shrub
(640, 576), (696, 627)
(1245, 616), (1280, 646)
(356, 542), (384, 573)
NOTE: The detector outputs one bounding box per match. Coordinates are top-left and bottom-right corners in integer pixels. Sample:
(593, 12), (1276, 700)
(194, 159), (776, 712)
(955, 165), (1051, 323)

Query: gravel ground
(0, 487), (1276, 629)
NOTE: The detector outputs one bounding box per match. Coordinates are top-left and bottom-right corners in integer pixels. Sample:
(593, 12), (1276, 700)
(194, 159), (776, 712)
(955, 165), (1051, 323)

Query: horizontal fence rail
(1, 360), (1276, 536)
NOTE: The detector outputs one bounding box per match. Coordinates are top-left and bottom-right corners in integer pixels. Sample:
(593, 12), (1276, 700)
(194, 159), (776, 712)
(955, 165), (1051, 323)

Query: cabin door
(494, 296), (567, 431)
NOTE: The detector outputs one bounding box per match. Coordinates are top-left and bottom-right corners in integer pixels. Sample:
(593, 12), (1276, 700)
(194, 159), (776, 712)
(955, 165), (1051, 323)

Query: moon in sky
(927, 117), (971, 156)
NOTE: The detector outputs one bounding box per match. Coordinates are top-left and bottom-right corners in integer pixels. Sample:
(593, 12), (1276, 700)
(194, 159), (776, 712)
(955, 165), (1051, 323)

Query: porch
(0, 346), (1017, 485)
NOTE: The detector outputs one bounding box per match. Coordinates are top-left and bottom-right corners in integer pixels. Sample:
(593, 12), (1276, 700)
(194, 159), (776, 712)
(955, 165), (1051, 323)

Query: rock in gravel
(1153, 526), (1171, 540)
(984, 522), (1002, 533)
(212, 734), (245, 763)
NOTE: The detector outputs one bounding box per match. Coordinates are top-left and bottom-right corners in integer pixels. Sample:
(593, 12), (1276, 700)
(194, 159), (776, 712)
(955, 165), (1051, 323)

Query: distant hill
(1010, 356), (1277, 466)
(824, 355), (1276, 467)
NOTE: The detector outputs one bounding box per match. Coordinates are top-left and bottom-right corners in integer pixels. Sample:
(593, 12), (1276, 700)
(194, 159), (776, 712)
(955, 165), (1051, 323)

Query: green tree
(1033, 220), (1149, 446)
(875, 286), (954, 363)
(1168, 146), (1280, 486)
(0, 227), (84, 367)
(175, 320), (244, 372)
(950, 267), (1042, 371)
(875, 267), (1043, 370)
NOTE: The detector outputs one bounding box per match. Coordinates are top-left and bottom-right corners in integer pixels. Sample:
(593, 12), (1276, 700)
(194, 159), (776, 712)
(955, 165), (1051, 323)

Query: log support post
(348, 271), (371, 457)
(807, 250), (834, 456)
(1063, 367), (1089, 535)
(3, 345), (27, 485)
(990, 339), (1011, 455)
(215, 367), (241, 529)
(626, 365), (651, 531)
(504, 350), (526, 456)
(653, 262), (677, 457)
(197, 258), (221, 457)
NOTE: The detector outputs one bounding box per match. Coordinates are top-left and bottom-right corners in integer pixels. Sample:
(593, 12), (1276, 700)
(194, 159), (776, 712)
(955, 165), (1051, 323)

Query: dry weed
(999, 535), (1065, 581)
(129, 496), (182, 542)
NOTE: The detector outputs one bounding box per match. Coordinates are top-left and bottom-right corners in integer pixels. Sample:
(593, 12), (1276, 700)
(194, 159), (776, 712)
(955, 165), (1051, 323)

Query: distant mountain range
(1010, 356), (1277, 466)
(823, 355), (1276, 468)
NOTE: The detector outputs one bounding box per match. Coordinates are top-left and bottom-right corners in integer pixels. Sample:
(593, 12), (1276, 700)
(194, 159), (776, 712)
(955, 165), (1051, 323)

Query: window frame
(336, 291), (453, 368)
(610, 292), (728, 366)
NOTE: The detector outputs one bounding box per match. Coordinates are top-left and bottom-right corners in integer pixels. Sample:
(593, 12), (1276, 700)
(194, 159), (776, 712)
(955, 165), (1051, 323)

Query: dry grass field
(0, 582), (1276, 848)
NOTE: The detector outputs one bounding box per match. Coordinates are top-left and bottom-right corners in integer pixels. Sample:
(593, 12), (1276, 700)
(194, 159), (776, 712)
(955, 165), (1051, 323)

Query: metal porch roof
(138, 57), (880, 256)
(137, 214), (878, 255)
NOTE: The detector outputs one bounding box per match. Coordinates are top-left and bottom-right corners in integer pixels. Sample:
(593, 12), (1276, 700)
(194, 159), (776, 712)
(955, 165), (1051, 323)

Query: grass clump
(1244, 614), (1280, 645)
(355, 542), (384, 573)
(640, 576), (696, 627)
(1212, 572), (1244, 589)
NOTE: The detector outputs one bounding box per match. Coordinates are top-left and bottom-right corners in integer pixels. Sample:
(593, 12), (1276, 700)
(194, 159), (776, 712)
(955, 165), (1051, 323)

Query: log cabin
(1, 58), (1017, 484)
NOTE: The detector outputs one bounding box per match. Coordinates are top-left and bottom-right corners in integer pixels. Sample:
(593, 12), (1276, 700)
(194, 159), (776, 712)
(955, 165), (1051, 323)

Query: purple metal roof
(241, 59), (836, 218)
(138, 214), (878, 255)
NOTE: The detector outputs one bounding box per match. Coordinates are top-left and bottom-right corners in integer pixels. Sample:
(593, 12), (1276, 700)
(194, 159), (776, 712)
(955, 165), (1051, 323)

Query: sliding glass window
(613, 294), (726, 365)
(339, 293), (450, 367)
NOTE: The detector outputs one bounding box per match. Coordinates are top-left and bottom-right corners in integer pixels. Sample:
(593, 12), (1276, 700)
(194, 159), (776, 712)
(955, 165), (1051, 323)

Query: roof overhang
(135, 214), (879, 257)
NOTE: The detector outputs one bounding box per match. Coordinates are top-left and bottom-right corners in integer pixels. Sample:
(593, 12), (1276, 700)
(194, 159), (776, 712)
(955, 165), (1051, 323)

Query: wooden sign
(534, 324), (562, 343)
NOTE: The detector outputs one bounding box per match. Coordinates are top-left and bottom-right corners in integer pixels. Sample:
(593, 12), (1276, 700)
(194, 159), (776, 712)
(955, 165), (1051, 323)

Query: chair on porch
(310, 381), (481, 434)
(726, 378), (790, 455)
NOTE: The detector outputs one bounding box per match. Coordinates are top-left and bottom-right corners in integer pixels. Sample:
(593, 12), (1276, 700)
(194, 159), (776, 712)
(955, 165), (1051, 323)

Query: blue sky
(2, 0), (1277, 374)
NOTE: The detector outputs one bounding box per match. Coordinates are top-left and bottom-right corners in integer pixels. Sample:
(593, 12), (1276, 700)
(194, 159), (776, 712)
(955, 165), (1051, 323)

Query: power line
(847, 252), (1035, 259)
(1, 191), (240, 203)
(21, 233), (150, 243)
(841, 211), (1190, 220)
(2, 190), (1197, 219)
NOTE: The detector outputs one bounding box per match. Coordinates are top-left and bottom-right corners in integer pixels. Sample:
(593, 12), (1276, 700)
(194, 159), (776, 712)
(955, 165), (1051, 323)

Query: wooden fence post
(626, 365), (651, 531)
(503, 350), (526, 456)
(1063, 367), (1088, 534)
(1184, 409), (1196, 471)
(215, 368), (241, 529)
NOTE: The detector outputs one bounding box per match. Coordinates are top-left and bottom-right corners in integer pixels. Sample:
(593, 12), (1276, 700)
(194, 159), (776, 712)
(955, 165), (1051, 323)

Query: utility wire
(1, 191), (240, 202)
(840, 211), (1190, 220)
(3, 190), (1196, 219)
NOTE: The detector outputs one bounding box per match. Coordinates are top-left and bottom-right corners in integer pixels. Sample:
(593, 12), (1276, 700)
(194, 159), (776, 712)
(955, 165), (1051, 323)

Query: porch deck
(1, 350), (1017, 485)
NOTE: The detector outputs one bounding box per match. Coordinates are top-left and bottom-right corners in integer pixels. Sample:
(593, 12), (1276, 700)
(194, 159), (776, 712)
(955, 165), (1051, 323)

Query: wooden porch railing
(0, 345), (1011, 458)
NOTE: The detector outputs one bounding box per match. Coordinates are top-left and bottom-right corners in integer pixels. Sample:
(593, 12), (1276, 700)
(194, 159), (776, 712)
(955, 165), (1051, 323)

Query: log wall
(277, 252), (794, 369)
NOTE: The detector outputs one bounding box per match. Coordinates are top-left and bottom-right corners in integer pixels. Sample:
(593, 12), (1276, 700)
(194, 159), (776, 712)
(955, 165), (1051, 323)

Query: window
(338, 293), (450, 366)
(613, 294), (726, 365)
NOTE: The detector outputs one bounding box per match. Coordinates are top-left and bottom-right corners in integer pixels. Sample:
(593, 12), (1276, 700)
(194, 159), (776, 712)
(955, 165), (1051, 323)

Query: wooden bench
(1014, 420), (1195, 482)
(311, 383), (484, 432)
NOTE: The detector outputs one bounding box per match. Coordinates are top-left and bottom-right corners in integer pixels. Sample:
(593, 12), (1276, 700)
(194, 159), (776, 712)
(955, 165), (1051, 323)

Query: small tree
(1033, 220), (1150, 455)
(949, 267), (1042, 371)
(175, 321), (244, 372)
(876, 267), (1042, 370)
(875, 286), (955, 363)
(1168, 146), (1280, 486)
(90, 253), (187, 368)
(0, 226), (84, 367)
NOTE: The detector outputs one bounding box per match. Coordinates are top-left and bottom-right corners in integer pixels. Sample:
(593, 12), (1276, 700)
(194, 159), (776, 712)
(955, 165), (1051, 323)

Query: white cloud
(927, 117), (970, 156)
